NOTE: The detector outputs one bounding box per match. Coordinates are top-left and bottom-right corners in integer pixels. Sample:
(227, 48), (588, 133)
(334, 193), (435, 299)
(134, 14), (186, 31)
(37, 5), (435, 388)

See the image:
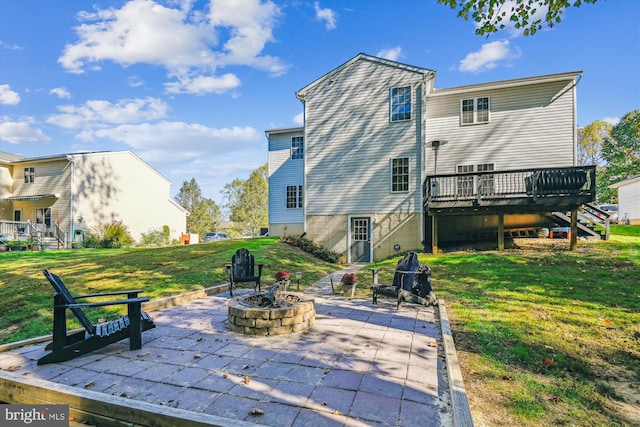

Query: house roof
(264, 126), (304, 136)
(296, 53), (436, 101)
(609, 174), (640, 188)
(0, 150), (173, 185)
(429, 71), (583, 97)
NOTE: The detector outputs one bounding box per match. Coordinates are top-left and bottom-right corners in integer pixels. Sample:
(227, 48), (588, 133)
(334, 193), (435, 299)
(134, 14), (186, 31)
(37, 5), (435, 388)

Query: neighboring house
(0, 151), (188, 247)
(609, 175), (640, 225)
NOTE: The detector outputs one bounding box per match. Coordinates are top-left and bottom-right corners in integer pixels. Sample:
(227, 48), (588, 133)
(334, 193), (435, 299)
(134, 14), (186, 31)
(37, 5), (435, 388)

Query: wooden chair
(38, 269), (155, 365)
(225, 248), (264, 297)
(370, 252), (436, 308)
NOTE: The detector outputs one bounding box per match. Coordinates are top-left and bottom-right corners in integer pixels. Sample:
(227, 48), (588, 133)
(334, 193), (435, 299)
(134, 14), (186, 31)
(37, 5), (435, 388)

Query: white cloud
(459, 40), (520, 73)
(377, 47), (402, 61)
(0, 84), (20, 105)
(314, 2), (337, 30)
(47, 97), (169, 129)
(165, 73), (240, 95)
(128, 76), (145, 87)
(293, 112), (304, 125)
(0, 118), (51, 144)
(49, 87), (71, 99)
(602, 117), (620, 125)
(76, 121), (261, 164)
(58, 0), (285, 95)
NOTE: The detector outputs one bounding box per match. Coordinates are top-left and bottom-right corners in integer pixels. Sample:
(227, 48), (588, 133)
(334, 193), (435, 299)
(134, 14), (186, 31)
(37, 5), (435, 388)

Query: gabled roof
(609, 174), (640, 188)
(296, 53), (436, 101)
(429, 71), (583, 97)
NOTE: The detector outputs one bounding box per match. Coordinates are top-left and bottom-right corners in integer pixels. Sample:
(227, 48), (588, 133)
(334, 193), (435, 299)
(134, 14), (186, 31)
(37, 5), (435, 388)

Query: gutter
(66, 155), (75, 247)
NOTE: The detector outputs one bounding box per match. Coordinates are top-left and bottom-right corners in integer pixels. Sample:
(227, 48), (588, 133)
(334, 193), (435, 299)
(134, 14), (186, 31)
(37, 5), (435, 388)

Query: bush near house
(279, 234), (342, 263)
(84, 221), (134, 248)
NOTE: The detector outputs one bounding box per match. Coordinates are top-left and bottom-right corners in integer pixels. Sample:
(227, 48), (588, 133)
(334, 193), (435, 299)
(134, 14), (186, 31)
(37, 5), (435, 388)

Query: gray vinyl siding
(302, 58), (430, 215)
(268, 130), (304, 224)
(425, 79), (577, 175)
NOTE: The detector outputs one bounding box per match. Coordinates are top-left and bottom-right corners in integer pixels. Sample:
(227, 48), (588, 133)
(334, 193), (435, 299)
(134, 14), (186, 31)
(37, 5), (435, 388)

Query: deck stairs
(551, 203), (609, 240)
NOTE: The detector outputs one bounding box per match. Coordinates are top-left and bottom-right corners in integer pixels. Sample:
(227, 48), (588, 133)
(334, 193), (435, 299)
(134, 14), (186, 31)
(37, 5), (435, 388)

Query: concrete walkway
(0, 266), (463, 427)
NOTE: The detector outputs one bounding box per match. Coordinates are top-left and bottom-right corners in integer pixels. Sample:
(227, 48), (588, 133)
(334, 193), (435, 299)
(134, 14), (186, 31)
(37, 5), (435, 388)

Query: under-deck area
(423, 166), (596, 252)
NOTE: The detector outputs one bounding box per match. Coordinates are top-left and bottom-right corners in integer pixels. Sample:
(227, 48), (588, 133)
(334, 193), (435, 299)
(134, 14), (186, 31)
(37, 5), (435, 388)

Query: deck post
(431, 214), (439, 254)
(497, 212), (505, 251)
(570, 209), (578, 251)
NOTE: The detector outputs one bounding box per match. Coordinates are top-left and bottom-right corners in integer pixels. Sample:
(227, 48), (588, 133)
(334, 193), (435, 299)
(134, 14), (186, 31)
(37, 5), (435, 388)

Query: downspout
(66, 155), (75, 247)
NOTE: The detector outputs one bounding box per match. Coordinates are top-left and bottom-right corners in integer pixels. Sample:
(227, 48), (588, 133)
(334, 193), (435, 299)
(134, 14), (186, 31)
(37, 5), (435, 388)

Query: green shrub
(139, 225), (171, 247)
(280, 234), (341, 263)
(84, 221), (134, 248)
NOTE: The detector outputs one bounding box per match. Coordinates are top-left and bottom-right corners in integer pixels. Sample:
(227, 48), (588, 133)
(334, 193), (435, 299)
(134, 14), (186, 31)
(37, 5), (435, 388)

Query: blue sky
(1, 0), (638, 205)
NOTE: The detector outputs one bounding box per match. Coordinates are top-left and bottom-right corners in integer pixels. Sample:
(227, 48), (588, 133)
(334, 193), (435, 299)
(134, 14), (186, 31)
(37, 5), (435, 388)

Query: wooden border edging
(438, 299), (474, 427)
(0, 370), (266, 427)
(0, 284), (229, 353)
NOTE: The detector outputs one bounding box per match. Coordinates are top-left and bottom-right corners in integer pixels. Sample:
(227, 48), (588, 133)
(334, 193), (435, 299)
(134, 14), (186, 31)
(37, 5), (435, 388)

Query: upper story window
(286, 185), (303, 209)
(24, 167), (35, 183)
(390, 86), (411, 122)
(391, 157), (410, 192)
(461, 97), (490, 125)
(291, 136), (304, 160)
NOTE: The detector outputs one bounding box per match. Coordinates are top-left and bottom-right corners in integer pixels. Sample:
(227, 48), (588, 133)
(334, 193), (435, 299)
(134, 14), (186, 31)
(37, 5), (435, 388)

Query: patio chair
(38, 269), (155, 365)
(371, 251), (437, 308)
(225, 248), (264, 297)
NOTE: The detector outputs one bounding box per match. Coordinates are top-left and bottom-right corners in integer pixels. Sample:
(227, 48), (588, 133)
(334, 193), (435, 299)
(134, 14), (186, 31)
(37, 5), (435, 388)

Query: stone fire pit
(228, 290), (315, 336)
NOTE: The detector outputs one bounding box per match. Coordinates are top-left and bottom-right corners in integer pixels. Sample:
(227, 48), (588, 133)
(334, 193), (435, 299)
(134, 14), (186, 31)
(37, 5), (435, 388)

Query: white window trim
(460, 96), (490, 125)
(285, 184), (303, 209)
(390, 157), (410, 193)
(291, 136), (304, 160)
(390, 86), (412, 122)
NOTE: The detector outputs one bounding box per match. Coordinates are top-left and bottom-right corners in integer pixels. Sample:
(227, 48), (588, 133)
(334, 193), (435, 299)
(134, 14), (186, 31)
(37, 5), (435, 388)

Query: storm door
(350, 217), (371, 263)
(35, 207), (51, 233)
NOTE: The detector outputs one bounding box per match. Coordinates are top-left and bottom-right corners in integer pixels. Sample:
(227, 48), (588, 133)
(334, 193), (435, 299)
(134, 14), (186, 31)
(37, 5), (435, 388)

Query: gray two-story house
(268, 53), (594, 262)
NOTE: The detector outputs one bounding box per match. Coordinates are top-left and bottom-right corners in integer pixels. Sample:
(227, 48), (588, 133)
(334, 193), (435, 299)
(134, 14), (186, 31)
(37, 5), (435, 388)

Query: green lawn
(1, 229), (638, 426)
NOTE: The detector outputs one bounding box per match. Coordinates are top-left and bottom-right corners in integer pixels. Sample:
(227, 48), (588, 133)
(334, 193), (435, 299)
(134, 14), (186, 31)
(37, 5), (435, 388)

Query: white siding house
(610, 175), (640, 225)
(266, 53), (588, 261)
(0, 151), (187, 246)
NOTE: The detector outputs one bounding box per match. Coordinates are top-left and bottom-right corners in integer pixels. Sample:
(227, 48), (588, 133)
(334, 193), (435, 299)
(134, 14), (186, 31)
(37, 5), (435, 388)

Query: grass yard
(1, 228), (638, 425)
(0, 237), (339, 344)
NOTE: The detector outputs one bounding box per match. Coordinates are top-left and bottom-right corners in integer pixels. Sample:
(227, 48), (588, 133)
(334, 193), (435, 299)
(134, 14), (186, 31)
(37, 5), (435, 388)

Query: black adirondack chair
(225, 248), (264, 297)
(38, 269), (155, 365)
(370, 251), (437, 308)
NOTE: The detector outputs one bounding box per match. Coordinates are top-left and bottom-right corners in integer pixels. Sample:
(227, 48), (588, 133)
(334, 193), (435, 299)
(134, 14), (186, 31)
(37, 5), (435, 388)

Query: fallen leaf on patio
(84, 381), (95, 389)
(7, 365), (20, 372)
(196, 336), (204, 341)
(248, 408), (264, 416)
(136, 352), (150, 357)
(322, 401), (328, 406)
(222, 373), (228, 378)
(242, 364), (249, 369)
(333, 410), (340, 415)
(544, 358), (554, 367)
(193, 354), (201, 359)
(244, 375), (250, 384)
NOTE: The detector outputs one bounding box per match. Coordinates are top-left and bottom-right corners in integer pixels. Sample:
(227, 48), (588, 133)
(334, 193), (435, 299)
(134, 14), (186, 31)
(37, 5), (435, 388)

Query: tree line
(174, 164), (268, 238)
(577, 110), (639, 204)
